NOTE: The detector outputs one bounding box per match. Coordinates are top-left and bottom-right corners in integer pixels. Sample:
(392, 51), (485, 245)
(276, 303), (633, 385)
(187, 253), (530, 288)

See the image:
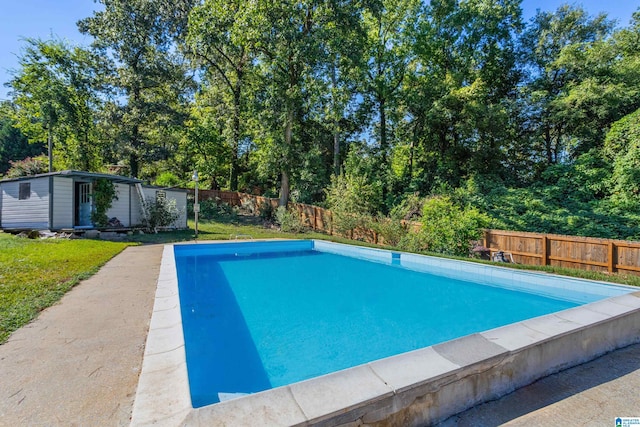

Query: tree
(405, 0), (522, 191)
(603, 108), (640, 208)
(186, 0), (255, 190)
(0, 103), (45, 175)
(242, 1), (327, 206)
(357, 0), (420, 203)
(78, 0), (193, 178)
(7, 38), (103, 171)
(520, 5), (614, 165)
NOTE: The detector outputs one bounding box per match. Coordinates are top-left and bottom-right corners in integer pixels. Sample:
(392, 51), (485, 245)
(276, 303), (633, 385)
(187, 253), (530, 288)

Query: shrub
(142, 196), (180, 231)
(325, 173), (378, 236)
(398, 196), (490, 257)
(5, 155), (48, 178)
(275, 206), (305, 233)
(368, 216), (406, 246)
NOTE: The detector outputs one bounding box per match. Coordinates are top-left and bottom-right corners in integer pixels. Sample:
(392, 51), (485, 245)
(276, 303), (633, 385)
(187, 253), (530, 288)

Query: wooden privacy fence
(189, 190), (640, 276)
(484, 229), (640, 276)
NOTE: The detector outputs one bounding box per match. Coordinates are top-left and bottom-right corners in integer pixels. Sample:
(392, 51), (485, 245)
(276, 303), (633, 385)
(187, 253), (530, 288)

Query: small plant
(275, 206), (305, 233)
(369, 217), (406, 246)
(142, 196), (180, 231)
(91, 179), (118, 227)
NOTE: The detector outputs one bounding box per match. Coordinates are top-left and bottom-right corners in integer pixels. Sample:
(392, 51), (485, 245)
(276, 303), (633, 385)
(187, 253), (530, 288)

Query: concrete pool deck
(0, 243), (639, 425)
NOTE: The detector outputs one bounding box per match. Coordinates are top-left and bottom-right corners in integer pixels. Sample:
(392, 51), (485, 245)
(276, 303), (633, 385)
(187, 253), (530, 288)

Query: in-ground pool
(173, 240), (633, 408)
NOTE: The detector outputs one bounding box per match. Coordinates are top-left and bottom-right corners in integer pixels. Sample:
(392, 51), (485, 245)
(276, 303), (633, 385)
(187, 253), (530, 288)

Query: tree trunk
(279, 108), (294, 206)
(279, 170), (290, 207)
(47, 127), (53, 173)
(544, 126), (553, 164)
(130, 123), (140, 178)
(380, 97), (387, 164)
(331, 62), (340, 176)
(230, 89), (241, 191)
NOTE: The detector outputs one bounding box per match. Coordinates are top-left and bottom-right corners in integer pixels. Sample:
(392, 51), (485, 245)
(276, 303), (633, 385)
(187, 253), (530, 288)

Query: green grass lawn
(0, 233), (132, 343)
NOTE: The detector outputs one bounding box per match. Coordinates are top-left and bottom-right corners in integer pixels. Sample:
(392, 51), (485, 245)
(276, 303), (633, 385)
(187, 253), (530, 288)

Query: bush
(368, 217), (406, 246)
(398, 196), (490, 257)
(275, 206), (305, 233)
(5, 155), (48, 178)
(187, 198), (238, 221)
(142, 196), (180, 231)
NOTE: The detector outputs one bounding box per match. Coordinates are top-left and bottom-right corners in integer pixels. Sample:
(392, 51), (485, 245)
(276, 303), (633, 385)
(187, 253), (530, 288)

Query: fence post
(484, 230), (490, 250)
(542, 236), (549, 266)
(313, 206), (317, 230)
(608, 242), (616, 273)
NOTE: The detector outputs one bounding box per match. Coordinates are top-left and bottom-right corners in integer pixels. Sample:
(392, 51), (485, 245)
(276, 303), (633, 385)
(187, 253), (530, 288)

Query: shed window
(19, 183), (31, 200)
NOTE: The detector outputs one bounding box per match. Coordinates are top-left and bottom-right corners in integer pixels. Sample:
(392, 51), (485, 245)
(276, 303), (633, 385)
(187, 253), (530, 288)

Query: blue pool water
(174, 241), (626, 408)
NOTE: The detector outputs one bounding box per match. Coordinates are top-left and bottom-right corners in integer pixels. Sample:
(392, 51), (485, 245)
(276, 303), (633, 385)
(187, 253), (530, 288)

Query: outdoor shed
(0, 170), (187, 231)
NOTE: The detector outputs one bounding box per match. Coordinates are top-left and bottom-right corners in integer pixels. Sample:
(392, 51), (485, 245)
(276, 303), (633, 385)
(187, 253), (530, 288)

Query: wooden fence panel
(485, 229), (640, 276)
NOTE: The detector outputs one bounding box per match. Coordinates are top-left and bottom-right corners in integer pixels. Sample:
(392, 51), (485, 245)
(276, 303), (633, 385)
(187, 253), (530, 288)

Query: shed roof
(0, 170), (143, 184)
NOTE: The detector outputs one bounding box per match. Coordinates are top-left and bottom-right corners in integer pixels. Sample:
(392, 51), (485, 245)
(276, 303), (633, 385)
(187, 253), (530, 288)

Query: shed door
(77, 182), (92, 227)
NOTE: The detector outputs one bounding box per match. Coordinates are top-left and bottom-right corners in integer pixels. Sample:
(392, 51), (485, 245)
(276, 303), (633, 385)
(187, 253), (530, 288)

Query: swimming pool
(174, 240), (609, 407)
(132, 240), (640, 426)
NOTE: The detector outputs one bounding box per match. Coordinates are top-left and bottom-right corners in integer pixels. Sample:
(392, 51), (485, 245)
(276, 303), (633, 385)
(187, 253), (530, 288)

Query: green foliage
(187, 199), (238, 222)
(398, 196), (490, 257)
(8, 38), (105, 171)
(91, 179), (118, 227)
(78, 0), (192, 178)
(368, 217), (406, 247)
(142, 196), (181, 230)
(5, 155), (49, 178)
(0, 109), (46, 175)
(275, 207), (305, 233)
(604, 108), (640, 209)
(325, 169), (381, 236)
(258, 201), (275, 220)
(154, 171), (181, 188)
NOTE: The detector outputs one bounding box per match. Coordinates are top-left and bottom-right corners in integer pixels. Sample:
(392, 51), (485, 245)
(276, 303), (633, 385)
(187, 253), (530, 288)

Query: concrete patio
(0, 244), (638, 426)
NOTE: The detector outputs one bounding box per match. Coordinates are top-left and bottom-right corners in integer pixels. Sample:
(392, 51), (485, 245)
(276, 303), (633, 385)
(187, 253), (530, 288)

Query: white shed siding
(1, 177), (50, 229)
(52, 177), (74, 229)
(131, 187), (188, 228)
(165, 190), (188, 228)
(106, 183), (132, 227)
(131, 186), (144, 226)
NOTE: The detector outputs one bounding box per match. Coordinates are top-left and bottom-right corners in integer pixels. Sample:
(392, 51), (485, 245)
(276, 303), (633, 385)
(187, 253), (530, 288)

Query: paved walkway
(0, 245), (163, 427)
(1, 243), (639, 426)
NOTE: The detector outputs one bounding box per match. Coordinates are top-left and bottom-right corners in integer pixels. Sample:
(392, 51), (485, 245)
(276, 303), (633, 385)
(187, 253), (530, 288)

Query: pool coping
(130, 240), (640, 426)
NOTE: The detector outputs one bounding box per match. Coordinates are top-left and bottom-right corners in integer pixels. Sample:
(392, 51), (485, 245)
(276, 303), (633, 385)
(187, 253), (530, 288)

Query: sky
(0, 0), (638, 100)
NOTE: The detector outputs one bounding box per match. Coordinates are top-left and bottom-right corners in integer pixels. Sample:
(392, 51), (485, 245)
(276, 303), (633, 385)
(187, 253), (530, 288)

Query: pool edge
(130, 240), (640, 426)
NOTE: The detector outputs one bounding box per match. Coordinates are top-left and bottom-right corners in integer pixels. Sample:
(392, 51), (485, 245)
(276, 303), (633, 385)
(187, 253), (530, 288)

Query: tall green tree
(78, 0), (193, 178)
(186, 0), (256, 190)
(405, 0), (521, 191)
(520, 5), (614, 165)
(357, 0), (420, 202)
(8, 38), (103, 171)
(242, 1), (327, 205)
